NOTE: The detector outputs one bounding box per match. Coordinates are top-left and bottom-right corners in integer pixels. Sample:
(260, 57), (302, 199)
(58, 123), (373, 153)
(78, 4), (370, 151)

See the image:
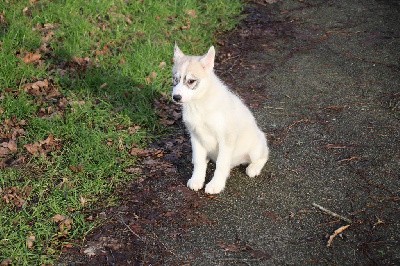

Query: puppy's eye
(187, 79), (196, 86)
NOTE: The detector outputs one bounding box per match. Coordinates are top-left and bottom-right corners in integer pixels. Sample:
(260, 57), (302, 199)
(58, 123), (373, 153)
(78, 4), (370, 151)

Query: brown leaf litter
(1, 186), (32, 208)
(22, 51), (42, 64)
(127, 144), (177, 177)
(52, 214), (73, 236)
(0, 117), (27, 168)
(57, 56), (93, 77)
(23, 79), (68, 117)
(154, 94), (182, 126)
(24, 134), (62, 156)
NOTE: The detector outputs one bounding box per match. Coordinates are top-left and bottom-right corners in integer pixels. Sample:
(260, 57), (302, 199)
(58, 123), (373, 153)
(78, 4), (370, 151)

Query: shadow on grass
(50, 50), (162, 130)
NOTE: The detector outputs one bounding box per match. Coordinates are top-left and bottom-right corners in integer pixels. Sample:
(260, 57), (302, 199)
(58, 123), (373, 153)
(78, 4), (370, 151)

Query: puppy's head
(172, 44), (215, 104)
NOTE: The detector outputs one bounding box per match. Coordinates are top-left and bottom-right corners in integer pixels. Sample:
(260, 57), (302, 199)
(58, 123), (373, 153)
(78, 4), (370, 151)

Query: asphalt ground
(59, 0), (400, 265)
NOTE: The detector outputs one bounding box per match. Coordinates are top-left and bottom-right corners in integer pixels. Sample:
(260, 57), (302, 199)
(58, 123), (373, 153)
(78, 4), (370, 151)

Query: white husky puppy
(172, 45), (269, 194)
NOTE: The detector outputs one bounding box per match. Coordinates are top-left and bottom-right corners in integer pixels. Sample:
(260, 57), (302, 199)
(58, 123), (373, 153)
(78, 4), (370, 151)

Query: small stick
(312, 203), (352, 224)
(338, 156), (359, 163)
(117, 215), (143, 241)
(327, 224), (350, 247)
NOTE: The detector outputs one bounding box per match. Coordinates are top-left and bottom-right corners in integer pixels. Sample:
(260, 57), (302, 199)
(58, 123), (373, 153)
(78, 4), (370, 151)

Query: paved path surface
(59, 0), (400, 265)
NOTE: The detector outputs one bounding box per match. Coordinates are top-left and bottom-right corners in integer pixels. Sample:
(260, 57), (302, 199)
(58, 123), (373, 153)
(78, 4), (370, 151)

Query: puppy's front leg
(205, 144), (232, 194)
(187, 135), (207, 191)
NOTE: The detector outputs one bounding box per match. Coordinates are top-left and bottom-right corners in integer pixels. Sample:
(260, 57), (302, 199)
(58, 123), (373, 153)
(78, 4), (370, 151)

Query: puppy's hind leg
(187, 136), (207, 191)
(246, 142), (269, 178)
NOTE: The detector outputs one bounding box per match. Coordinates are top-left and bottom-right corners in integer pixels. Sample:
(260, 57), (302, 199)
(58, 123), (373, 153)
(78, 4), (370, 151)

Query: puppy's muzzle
(173, 94), (182, 103)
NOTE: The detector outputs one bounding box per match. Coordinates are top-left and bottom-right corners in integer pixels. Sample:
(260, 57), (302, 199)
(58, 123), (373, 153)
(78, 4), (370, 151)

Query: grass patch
(0, 0), (242, 264)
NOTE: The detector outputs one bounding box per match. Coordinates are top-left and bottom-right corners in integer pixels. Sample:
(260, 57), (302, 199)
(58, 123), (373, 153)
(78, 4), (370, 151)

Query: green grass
(0, 0), (242, 264)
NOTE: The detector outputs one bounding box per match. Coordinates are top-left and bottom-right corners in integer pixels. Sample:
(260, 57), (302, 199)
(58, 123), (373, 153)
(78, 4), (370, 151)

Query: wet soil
(59, 0), (400, 265)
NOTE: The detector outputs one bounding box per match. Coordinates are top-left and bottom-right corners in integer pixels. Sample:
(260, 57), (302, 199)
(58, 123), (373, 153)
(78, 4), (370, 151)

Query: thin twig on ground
(117, 215), (143, 241)
(327, 224), (350, 247)
(338, 156), (360, 163)
(312, 203), (352, 224)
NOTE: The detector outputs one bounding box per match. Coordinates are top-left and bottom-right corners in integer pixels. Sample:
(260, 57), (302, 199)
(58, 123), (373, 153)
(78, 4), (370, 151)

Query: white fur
(172, 45), (269, 194)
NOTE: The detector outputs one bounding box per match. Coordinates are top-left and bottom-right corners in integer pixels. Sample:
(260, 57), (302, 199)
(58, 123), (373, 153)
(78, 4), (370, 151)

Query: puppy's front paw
(187, 178), (204, 191)
(205, 179), (225, 194)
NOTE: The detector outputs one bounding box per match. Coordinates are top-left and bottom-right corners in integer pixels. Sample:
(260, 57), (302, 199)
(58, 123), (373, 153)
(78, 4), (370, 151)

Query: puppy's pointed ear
(174, 43), (185, 62)
(200, 46), (215, 71)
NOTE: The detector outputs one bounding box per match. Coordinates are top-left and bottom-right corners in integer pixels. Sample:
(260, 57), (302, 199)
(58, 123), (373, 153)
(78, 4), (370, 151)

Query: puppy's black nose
(173, 95), (182, 102)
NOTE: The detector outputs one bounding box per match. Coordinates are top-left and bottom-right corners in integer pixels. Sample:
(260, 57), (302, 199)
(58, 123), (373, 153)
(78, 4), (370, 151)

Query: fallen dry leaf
(0, 259), (12, 266)
(0, 146), (10, 157)
(63, 243), (73, 249)
(154, 149), (164, 158)
(83, 246), (97, 256)
(79, 195), (88, 207)
(22, 6), (31, 17)
(22, 51), (41, 64)
(23, 79), (62, 99)
(125, 16), (133, 25)
(5, 140), (17, 152)
(180, 20), (191, 30)
(73, 56), (91, 66)
(24, 142), (39, 155)
(24, 134), (61, 156)
(26, 234), (35, 249)
(58, 56), (92, 76)
(41, 30), (54, 46)
(34, 23), (58, 51)
(119, 57), (126, 65)
(32, 80), (47, 88)
(52, 214), (67, 223)
(327, 224), (350, 247)
(0, 140), (18, 157)
(1, 186), (32, 208)
(185, 9), (197, 18)
(52, 214), (73, 235)
(23, 79), (68, 118)
(129, 147), (150, 157)
(145, 71), (157, 84)
(69, 165), (83, 173)
(95, 45), (110, 56)
(0, 117), (27, 167)
(128, 125), (141, 134)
